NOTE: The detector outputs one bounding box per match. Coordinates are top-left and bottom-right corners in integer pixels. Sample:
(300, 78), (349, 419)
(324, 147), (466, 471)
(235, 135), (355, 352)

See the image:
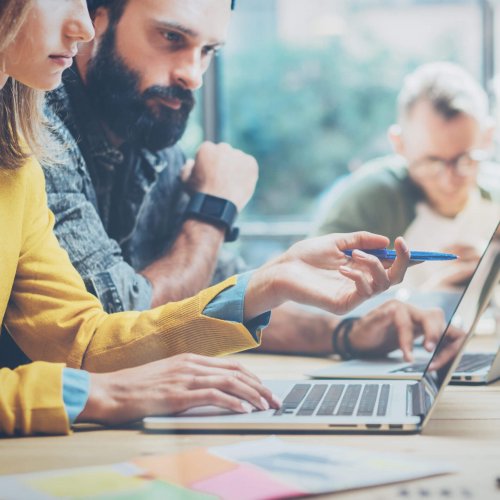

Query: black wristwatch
(183, 192), (240, 242)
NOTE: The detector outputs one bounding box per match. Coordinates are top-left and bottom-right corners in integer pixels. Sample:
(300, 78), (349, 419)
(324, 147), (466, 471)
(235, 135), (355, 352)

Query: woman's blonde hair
(0, 0), (50, 170)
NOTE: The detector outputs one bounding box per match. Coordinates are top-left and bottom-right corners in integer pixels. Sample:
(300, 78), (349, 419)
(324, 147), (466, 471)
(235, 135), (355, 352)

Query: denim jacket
(43, 68), (244, 313)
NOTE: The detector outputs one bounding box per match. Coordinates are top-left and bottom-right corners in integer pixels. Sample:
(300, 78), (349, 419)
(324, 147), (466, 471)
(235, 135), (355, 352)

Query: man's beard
(85, 25), (195, 151)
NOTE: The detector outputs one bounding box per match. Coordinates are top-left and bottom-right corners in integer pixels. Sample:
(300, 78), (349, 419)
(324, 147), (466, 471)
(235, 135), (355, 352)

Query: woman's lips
(49, 53), (76, 68)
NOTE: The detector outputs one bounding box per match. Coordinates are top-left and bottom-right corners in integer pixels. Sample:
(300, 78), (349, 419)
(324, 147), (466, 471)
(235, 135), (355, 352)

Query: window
(212, 0), (493, 265)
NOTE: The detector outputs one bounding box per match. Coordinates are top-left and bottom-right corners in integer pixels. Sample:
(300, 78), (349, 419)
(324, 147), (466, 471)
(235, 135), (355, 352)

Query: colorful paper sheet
(191, 463), (305, 500)
(133, 448), (237, 487)
(209, 436), (457, 494)
(0, 437), (457, 499)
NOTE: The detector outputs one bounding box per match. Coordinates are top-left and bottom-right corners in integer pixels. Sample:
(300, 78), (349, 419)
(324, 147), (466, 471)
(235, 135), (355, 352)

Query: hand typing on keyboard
(77, 353), (281, 425)
(347, 301), (446, 361)
(428, 326), (467, 372)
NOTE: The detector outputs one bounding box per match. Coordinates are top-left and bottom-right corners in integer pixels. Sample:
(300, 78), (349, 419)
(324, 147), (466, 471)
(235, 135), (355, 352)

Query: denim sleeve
(203, 272), (271, 341)
(42, 111), (153, 313)
(62, 368), (90, 424)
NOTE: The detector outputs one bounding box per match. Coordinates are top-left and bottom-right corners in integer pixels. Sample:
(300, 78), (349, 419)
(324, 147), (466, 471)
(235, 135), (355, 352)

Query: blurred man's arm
(257, 301), (445, 361)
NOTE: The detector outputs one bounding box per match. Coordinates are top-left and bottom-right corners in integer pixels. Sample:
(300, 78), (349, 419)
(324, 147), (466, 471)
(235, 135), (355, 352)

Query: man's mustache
(142, 85), (195, 109)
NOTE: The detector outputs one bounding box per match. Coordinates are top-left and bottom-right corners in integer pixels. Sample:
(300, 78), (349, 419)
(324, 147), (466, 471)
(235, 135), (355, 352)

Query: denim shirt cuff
(203, 271), (272, 341)
(62, 368), (91, 424)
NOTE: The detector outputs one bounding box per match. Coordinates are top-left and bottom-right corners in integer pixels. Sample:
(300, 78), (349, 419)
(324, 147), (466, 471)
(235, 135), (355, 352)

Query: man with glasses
(314, 62), (500, 289)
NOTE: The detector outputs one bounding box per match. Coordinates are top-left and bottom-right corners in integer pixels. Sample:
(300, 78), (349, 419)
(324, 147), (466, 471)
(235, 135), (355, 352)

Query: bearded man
(39, 0), (443, 361)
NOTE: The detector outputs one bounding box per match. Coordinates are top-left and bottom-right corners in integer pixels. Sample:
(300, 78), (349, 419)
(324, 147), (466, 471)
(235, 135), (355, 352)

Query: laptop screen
(422, 222), (500, 398)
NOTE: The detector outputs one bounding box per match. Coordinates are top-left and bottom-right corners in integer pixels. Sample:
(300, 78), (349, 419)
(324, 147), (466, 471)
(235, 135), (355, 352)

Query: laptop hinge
(407, 382), (430, 417)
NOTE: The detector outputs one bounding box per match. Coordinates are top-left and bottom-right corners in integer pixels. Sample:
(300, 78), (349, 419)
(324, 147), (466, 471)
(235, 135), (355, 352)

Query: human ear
(388, 124), (405, 156)
(479, 118), (496, 150)
(92, 6), (111, 38)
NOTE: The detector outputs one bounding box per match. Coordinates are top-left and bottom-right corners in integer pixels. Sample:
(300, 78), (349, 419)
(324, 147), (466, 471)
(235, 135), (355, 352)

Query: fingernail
(241, 402), (253, 414)
(260, 397), (270, 411)
(272, 394), (282, 408)
(352, 250), (367, 259)
(339, 266), (350, 273)
(400, 239), (409, 253)
(425, 342), (436, 352)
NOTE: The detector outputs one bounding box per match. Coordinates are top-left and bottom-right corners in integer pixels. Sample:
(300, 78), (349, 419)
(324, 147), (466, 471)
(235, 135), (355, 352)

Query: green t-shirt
(313, 156), (425, 244)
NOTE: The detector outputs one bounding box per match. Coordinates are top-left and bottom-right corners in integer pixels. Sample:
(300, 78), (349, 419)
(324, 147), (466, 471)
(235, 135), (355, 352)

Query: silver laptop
(310, 233), (500, 385)
(143, 226), (498, 434)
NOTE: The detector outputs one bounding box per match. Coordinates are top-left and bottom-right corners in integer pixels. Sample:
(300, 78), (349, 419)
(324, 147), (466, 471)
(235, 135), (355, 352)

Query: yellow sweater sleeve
(1, 159), (261, 435)
(0, 363), (69, 436)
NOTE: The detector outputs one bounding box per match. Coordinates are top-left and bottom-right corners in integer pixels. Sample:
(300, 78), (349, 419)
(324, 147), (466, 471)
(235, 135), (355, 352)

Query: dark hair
(86, 0), (236, 17)
(86, 0), (128, 21)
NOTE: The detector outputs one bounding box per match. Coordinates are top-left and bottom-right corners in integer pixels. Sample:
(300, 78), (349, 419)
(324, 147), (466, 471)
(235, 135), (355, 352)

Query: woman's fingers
(336, 231), (390, 251)
(351, 250), (390, 293)
(338, 266), (373, 298)
(179, 388), (256, 415)
(170, 355), (279, 411)
(386, 237), (410, 285)
(340, 236), (410, 301)
(182, 354), (263, 383)
(188, 374), (274, 411)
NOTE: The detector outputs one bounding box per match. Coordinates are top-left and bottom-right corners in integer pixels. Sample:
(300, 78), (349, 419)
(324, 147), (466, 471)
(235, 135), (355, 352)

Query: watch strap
(184, 192), (239, 242)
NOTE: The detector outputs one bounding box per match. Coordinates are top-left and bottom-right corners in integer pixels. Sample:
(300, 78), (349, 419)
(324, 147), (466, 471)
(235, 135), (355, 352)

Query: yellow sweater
(0, 158), (260, 436)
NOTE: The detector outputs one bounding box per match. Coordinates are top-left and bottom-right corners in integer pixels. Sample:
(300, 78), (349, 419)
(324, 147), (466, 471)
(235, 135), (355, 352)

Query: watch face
(201, 196), (226, 217)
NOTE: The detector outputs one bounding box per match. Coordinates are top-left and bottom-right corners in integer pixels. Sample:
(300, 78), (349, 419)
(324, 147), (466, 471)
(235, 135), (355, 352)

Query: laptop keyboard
(396, 353), (495, 374)
(274, 383), (390, 417)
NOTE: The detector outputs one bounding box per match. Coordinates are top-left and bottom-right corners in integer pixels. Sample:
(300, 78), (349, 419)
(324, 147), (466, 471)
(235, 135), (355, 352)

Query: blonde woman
(0, 0), (409, 436)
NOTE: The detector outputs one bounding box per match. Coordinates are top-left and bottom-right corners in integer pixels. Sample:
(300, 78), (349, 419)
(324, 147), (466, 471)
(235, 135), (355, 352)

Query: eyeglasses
(410, 149), (489, 177)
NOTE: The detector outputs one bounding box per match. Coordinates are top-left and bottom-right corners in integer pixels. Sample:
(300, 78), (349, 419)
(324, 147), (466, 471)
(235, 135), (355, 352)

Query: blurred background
(180, 0), (500, 268)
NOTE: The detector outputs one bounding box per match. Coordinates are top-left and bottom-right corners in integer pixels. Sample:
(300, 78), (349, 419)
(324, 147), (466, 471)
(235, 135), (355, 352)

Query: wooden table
(1, 346), (499, 499)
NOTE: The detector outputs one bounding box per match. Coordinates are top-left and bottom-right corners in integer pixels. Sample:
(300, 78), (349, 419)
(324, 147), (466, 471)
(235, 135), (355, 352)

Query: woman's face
(1, 0), (94, 90)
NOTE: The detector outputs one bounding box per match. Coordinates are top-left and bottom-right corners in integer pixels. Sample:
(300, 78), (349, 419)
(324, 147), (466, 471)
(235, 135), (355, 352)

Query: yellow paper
(26, 469), (145, 498)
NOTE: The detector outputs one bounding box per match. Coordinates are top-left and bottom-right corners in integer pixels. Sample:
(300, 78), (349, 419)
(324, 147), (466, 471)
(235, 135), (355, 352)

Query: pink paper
(191, 464), (305, 500)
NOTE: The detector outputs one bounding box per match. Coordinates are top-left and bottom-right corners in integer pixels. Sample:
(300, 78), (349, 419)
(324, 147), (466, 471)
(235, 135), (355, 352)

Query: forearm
(141, 220), (225, 306)
(255, 304), (339, 355)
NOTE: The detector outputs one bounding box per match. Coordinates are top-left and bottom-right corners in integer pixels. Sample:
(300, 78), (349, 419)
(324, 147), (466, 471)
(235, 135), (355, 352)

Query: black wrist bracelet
(332, 317), (359, 360)
(332, 320), (344, 358)
(342, 317), (359, 360)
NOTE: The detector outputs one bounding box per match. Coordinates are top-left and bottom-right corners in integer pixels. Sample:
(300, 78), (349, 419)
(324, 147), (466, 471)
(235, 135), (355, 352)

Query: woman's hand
(77, 353), (280, 425)
(244, 232), (410, 319)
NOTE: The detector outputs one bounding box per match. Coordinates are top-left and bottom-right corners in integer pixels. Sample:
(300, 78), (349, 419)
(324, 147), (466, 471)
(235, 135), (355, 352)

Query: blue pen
(343, 248), (458, 262)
